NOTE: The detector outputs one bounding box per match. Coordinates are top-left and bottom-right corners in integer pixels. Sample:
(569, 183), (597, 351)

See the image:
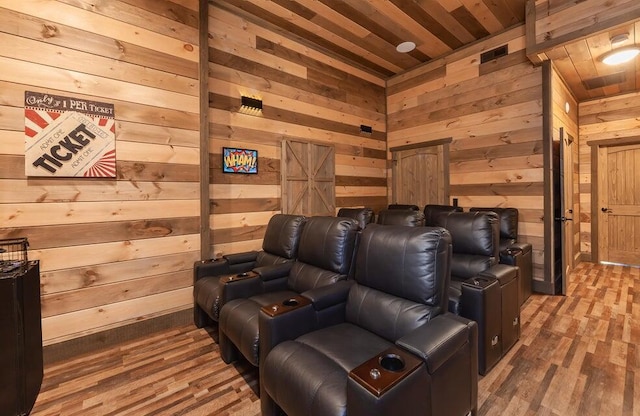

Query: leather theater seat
(259, 224), (478, 416)
(337, 207), (375, 229)
(217, 216), (360, 367)
(423, 204), (462, 226)
(470, 207), (533, 307)
(387, 203), (420, 210)
(432, 211), (520, 375)
(193, 214), (306, 328)
(376, 209), (425, 226)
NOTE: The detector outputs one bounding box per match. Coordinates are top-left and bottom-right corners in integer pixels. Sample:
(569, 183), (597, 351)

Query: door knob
(601, 207), (608, 213)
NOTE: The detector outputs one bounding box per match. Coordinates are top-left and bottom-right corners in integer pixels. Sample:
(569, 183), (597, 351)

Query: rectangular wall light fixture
(240, 96), (263, 113)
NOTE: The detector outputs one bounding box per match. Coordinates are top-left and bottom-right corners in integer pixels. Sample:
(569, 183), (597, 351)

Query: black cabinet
(0, 261), (43, 415)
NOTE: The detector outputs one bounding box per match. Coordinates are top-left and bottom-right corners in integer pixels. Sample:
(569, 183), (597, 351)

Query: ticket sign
(24, 91), (116, 177)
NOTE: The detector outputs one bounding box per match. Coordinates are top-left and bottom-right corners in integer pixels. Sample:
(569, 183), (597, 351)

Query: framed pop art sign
(24, 91), (116, 177)
(222, 147), (258, 174)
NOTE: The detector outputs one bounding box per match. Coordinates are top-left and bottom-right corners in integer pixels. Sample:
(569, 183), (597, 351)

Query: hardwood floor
(31, 262), (639, 416)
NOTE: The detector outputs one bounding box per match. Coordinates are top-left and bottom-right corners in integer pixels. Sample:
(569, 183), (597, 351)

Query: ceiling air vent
(582, 72), (626, 90)
(480, 44), (508, 63)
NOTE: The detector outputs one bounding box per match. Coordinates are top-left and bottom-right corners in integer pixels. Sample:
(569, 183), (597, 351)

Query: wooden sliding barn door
(282, 140), (335, 216)
(598, 143), (640, 266)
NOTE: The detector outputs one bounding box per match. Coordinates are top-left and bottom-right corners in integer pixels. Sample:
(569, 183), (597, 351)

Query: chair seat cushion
(220, 290), (298, 366)
(263, 323), (392, 416)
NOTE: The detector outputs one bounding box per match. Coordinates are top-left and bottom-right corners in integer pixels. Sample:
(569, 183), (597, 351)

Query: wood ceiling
(214, 1), (640, 101)
(546, 21), (640, 101)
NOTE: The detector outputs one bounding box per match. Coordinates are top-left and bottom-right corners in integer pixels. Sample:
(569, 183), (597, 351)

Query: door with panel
(391, 144), (447, 207)
(598, 143), (640, 266)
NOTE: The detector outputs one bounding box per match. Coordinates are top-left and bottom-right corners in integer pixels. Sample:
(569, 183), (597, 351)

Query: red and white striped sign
(24, 91), (116, 177)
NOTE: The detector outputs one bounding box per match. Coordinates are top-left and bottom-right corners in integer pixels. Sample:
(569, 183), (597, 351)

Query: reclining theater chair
(193, 214), (306, 328)
(432, 211), (520, 375)
(376, 209), (425, 226)
(470, 207), (533, 307)
(423, 204), (462, 226)
(337, 207), (375, 229)
(218, 216), (360, 367)
(259, 224), (478, 416)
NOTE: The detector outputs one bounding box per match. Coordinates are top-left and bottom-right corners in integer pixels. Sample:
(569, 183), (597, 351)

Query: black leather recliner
(337, 207), (375, 229)
(217, 216), (360, 367)
(432, 211), (520, 375)
(424, 204), (462, 226)
(259, 224), (478, 416)
(376, 209), (425, 226)
(470, 207), (533, 307)
(192, 214), (307, 327)
(387, 203), (419, 210)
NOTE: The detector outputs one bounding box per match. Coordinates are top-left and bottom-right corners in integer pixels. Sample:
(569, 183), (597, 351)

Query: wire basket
(0, 238), (29, 274)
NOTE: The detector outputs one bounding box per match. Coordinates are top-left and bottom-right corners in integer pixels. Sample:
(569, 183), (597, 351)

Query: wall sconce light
(601, 34), (640, 65)
(240, 96), (263, 114)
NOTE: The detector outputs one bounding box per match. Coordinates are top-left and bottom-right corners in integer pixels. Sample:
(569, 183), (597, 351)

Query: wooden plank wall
(578, 91), (640, 259)
(207, 2), (387, 257)
(551, 67), (581, 263)
(527, 0), (640, 62)
(0, 0), (200, 346)
(387, 25), (546, 282)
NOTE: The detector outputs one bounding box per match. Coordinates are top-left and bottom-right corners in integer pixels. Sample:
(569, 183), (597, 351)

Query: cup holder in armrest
(220, 270), (258, 284)
(379, 353), (405, 372)
(282, 298), (299, 307)
(349, 347), (422, 397)
(261, 295), (311, 317)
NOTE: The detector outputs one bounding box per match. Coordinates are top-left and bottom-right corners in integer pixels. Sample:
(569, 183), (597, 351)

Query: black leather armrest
(301, 280), (353, 310)
(223, 251), (259, 265)
(259, 299), (318, 372)
(220, 274), (262, 303)
(478, 263), (518, 286)
(254, 263), (293, 281)
(500, 241), (531, 257)
(193, 258), (229, 281)
(396, 313), (476, 374)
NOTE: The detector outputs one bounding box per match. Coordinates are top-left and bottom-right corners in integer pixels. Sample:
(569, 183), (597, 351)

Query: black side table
(0, 261), (43, 415)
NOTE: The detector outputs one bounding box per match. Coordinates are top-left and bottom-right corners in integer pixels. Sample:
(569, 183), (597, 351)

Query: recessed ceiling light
(396, 41), (416, 53)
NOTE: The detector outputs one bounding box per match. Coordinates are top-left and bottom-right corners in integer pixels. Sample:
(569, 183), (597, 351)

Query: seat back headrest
(337, 207), (375, 229)
(469, 207), (518, 242)
(262, 214), (307, 259)
(432, 211), (499, 258)
(354, 224), (451, 308)
(388, 203), (420, 211)
(297, 216), (359, 274)
(376, 209), (425, 226)
(423, 204), (463, 226)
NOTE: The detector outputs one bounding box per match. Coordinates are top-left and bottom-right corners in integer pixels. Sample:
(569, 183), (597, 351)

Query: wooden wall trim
(587, 136), (640, 147)
(541, 60), (554, 295)
(590, 144), (599, 263)
(524, 0), (544, 65)
(199, 0), (210, 260)
(388, 137), (452, 153)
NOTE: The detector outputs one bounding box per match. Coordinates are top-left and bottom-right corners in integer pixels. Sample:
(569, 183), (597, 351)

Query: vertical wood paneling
(578, 91), (640, 261)
(0, 0), (200, 345)
(387, 25), (545, 282)
(207, 2), (387, 257)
